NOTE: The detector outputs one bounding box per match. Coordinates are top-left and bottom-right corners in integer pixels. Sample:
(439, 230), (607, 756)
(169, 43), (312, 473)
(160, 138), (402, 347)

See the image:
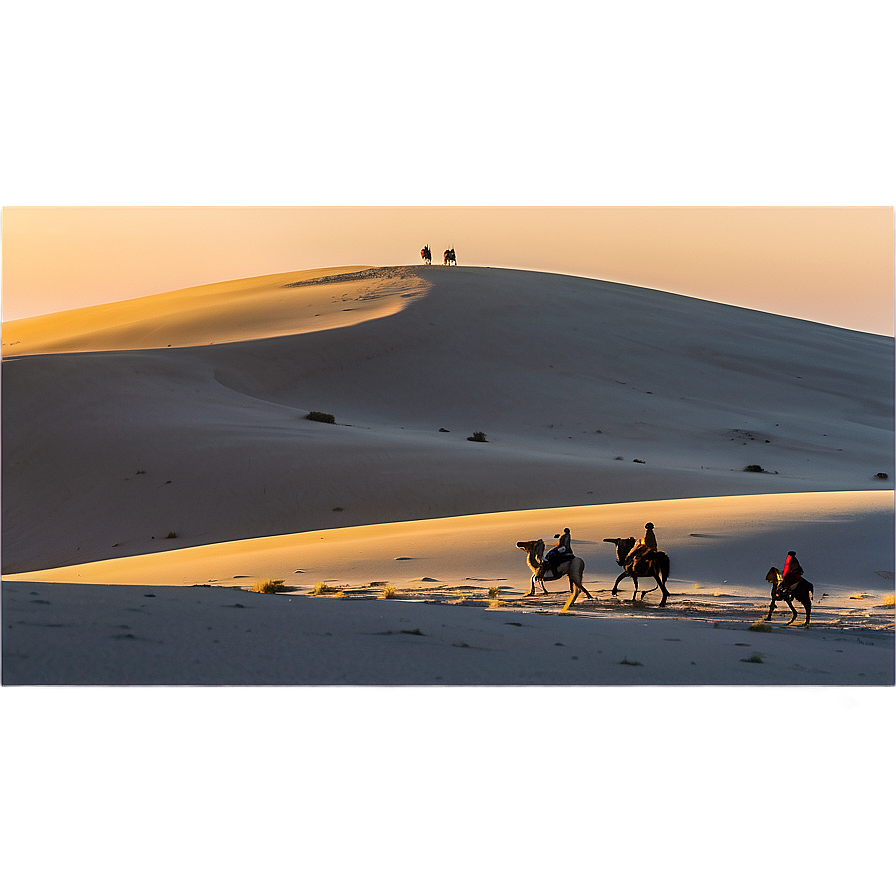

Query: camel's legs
(612, 571), (628, 596)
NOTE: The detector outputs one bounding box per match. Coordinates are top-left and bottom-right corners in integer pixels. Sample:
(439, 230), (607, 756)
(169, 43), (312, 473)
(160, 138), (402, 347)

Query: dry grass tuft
(252, 579), (285, 593)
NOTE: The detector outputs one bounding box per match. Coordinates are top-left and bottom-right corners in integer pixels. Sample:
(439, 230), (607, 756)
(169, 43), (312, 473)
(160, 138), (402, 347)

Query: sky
(2, 6), (894, 338)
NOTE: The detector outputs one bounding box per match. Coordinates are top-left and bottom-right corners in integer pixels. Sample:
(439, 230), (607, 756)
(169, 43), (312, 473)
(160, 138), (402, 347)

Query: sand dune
(3, 266), (892, 575)
(2, 264), (892, 685)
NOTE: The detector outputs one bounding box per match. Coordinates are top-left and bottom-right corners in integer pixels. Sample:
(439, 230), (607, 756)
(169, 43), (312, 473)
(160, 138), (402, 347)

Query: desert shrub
(165, 531), (178, 539)
(381, 585), (397, 599)
(618, 657), (643, 666)
(741, 653), (764, 664)
(467, 431), (488, 442)
(311, 581), (335, 595)
(488, 586), (500, 598)
(874, 472), (889, 480)
(306, 411), (336, 424)
(253, 579), (285, 593)
(743, 464), (766, 473)
(749, 621), (772, 632)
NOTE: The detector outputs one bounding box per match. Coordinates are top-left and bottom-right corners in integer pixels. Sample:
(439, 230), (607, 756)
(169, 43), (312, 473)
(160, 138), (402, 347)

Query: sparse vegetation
(468, 431), (488, 442)
(874, 472), (889, 480)
(311, 581), (337, 595)
(488, 586), (500, 598)
(619, 657), (643, 666)
(381, 585), (397, 599)
(749, 621), (772, 632)
(253, 579), (285, 593)
(741, 653), (765, 664)
(884, 595), (895, 608)
(743, 464), (766, 473)
(165, 531), (178, 539)
(488, 597), (505, 609)
(306, 411), (336, 424)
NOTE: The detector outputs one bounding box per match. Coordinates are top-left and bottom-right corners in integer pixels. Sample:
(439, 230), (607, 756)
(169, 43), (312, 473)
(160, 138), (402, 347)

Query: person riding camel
(778, 551), (804, 596)
(624, 522), (657, 566)
(543, 528), (573, 573)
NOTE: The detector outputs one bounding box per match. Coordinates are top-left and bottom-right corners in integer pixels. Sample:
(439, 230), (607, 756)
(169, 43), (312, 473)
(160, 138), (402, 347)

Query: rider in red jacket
(781, 551), (803, 591)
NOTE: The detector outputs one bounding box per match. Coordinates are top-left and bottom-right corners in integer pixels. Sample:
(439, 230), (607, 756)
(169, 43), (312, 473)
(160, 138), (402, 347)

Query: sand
(2, 264), (893, 685)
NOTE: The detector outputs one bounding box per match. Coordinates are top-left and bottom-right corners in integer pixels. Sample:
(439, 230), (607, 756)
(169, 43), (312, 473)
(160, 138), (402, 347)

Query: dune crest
(2, 265), (428, 355)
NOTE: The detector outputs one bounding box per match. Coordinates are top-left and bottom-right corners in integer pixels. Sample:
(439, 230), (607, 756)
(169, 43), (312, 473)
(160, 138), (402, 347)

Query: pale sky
(3, 7), (893, 337)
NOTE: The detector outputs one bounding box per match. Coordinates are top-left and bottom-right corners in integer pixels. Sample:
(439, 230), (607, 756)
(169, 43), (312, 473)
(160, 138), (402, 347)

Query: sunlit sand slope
(1, 266), (424, 354)
(7, 492), (892, 610)
(2, 266), (892, 573)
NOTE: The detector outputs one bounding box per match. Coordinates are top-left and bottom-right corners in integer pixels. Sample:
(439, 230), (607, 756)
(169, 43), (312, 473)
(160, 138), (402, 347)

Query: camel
(420, 245), (432, 264)
(603, 537), (671, 606)
(765, 566), (813, 626)
(517, 538), (592, 612)
(443, 247), (456, 265)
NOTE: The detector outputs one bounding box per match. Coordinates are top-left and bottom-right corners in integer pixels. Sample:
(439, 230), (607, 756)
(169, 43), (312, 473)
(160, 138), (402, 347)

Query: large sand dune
(2, 264), (893, 686)
(3, 265), (892, 575)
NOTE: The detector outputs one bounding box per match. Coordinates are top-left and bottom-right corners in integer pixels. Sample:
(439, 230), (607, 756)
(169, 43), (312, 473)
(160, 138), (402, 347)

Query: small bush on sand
(741, 653), (764, 664)
(468, 431), (488, 442)
(488, 586), (500, 598)
(306, 411), (336, 424)
(743, 464), (766, 473)
(874, 472), (889, 480)
(311, 581), (335, 595)
(253, 579), (285, 593)
(749, 621), (772, 632)
(165, 531), (178, 539)
(381, 585), (397, 599)
(619, 657), (643, 666)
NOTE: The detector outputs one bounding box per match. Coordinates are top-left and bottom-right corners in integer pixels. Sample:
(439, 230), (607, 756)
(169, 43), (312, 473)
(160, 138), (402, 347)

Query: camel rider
(543, 528), (572, 572)
(779, 551), (804, 595)
(625, 522), (657, 565)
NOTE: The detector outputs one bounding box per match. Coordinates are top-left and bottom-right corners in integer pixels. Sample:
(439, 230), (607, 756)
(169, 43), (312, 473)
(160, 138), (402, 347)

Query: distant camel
(420, 245), (432, 264)
(603, 537), (671, 605)
(765, 566), (813, 626)
(443, 247), (456, 265)
(517, 538), (592, 612)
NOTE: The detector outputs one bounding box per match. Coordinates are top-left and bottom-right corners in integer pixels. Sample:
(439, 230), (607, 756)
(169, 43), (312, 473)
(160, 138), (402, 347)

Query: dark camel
(517, 538), (592, 612)
(603, 537), (671, 606)
(765, 566), (813, 626)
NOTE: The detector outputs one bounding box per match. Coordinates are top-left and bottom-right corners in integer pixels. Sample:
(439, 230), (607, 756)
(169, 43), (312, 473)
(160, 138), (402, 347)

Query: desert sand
(2, 264), (893, 685)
